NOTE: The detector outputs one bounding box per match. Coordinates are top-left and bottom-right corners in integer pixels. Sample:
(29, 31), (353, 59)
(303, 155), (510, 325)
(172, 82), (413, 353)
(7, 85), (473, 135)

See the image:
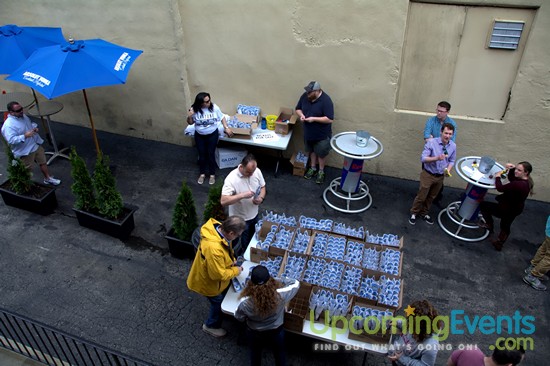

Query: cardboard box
(215, 146), (248, 169)
(354, 268), (385, 307)
(275, 107), (298, 135)
(289, 228), (313, 254)
(290, 152), (307, 177)
(258, 254), (285, 278)
(365, 235), (404, 251)
(279, 251), (308, 281)
(229, 113), (259, 138)
(310, 286), (352, 329)
(284, 283), (312, 332)
(250, 221), (279, 262)
(376, 277), (403, 310)
(347, 300), (394, 344)
(332, 222), (366, 241)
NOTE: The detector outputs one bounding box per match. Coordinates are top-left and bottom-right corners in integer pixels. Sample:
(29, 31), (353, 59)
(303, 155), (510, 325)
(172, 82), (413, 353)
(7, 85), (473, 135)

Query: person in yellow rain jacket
(187, 216), (245, 338)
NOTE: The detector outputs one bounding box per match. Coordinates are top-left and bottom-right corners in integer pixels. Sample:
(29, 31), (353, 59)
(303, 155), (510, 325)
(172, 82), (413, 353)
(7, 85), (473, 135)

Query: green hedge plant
(172, 181), (198, 241)
(203, 182), (227, 223)
(5, 146), (32, 194)
(69, 148), (124, 220)
(69, 147), (97, 212)
(93, 153), (123, 219)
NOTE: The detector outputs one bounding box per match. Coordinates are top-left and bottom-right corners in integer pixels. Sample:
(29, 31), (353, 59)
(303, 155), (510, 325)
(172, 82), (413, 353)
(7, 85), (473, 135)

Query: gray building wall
(1, 0), (548, 201)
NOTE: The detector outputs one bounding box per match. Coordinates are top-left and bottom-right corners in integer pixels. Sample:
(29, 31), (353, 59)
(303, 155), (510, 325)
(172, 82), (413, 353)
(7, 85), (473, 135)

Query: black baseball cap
(251, 265), (270, 285)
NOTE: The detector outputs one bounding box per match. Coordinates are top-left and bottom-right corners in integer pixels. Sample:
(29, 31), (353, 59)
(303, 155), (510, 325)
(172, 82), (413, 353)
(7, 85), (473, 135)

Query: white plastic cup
(356, 130), (371, 147)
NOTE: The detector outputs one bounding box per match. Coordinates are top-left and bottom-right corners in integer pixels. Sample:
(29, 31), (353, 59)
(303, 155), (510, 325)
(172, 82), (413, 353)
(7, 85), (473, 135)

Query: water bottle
(261, 117), (267, 129)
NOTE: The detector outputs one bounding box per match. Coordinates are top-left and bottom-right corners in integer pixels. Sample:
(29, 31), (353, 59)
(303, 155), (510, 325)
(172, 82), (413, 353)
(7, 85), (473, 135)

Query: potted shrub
(203, 182), (227, 222)
(165, 181), (199, 259)
(0, 145), (57, 215)
(69, 147), (136, 239)
(199, 181), (242, 254)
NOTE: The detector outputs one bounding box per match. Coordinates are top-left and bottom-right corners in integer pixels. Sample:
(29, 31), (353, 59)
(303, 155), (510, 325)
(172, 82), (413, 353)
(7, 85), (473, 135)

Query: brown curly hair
(408, 299), (441, 342)
(239, 277), (283, 317)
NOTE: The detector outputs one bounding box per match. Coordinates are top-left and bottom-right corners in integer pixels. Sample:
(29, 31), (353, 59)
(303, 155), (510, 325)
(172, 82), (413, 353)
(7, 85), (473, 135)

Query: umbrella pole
(31, 88), (53, 146)
(82, 89), (101, 154)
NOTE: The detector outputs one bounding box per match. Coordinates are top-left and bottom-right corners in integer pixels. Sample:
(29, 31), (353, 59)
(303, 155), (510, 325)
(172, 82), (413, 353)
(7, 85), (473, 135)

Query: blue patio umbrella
(0, 24), (65, 74)
(7, 38), (143, 153)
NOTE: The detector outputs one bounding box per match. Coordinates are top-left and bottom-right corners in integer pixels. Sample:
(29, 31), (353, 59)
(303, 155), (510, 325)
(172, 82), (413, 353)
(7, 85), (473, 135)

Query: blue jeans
(205, 286), (228, 328)
(247, 325), (286, 366)
(195, 129), (219, 175)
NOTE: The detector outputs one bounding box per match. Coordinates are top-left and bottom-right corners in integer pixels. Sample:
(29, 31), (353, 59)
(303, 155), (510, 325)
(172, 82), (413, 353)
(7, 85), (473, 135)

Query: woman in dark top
(480, 161), (534, 251)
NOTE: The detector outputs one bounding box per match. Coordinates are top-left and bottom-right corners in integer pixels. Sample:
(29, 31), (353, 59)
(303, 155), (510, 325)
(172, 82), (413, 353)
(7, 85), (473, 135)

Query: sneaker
(202, 324), (227, 337)
(197, 174), (205, 185)
(524, 265), (549, 281)
(423, 215), (434, 225)
(43, 176), (61, 186)
(522, 274), (547, 291)
(409, 214), (416, 225)
(315, 171), (326, 185)
(304, 167), (317, 180)
(209, 175), (215, 185)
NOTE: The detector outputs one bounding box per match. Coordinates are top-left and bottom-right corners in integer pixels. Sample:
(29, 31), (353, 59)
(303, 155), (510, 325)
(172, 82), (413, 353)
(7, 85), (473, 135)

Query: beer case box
(290, 152), (307, 177)
(284, 282), (312, 332)
(309, 231), (348, 259)
(249, 221), (278, 263)
(278, 251), (308, 281)
(332, 222), (366, 241)
(376, 277), (404, 311)
(360, 242), (403, 278)
(258, 220), (279, 241)
(365, 235), (404, 251)
(215, 146), (248, 169)
(250, 246), (268, 263)
(288, 228), (313, 255)
(347, 300), (394, 344)
(230, 113), (259, 137)
(275, 107), (298, 135)
(273, 223), (298, 252)
(309, 286), (353, 329)
(352, 268), (388, 307)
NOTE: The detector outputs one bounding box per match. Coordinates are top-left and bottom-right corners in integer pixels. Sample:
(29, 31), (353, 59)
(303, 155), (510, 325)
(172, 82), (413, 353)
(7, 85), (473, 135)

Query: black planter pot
(165, 227), (196, 259)
(73, 206), (137, 240)
(0, 180), (57, 215)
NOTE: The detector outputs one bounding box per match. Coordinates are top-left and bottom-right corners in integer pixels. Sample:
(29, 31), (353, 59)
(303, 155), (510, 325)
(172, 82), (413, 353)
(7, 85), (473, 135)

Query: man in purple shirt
(409, 123), (456, 225)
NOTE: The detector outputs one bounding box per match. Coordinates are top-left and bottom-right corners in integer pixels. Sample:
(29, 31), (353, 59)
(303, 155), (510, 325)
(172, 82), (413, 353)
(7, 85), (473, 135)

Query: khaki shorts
(20, 145), (47, 168)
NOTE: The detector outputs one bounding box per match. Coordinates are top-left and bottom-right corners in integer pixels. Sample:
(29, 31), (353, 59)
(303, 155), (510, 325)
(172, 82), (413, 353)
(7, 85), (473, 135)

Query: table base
(44, 116), (69, 165)
(323, 177), (372, 213)
(437, 201), (490, 242)
(45, 147), (70, 165)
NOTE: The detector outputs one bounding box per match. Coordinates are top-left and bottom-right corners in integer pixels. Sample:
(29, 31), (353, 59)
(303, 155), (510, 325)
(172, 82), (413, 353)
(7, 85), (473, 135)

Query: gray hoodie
(234, 279), (300, 331)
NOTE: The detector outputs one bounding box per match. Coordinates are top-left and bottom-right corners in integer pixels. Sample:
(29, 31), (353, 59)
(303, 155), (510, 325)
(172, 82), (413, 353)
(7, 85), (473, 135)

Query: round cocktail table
(28, 101), (69, 165)
(323, 131), (383, 213)
(437, 156), (504, 241)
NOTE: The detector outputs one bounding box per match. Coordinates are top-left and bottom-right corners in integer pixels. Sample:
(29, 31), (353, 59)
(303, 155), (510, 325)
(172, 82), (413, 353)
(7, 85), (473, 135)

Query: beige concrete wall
(1, 0), (548, 201)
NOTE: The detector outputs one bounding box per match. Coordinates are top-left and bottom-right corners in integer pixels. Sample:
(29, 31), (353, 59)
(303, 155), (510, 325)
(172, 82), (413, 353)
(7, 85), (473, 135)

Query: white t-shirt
(222, 166), (266, 221)
(191, 104), (224, 135)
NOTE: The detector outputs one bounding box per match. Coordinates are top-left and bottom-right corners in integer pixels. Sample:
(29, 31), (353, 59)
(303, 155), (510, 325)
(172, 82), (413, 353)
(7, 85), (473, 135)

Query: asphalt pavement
(0, 119), (548, 366)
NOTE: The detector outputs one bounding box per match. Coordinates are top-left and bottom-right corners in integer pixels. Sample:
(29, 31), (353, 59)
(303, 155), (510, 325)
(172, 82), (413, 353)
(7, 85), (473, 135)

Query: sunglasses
(12, 108), (24, 113)
(202, 99), (211, 104)
(443, 147), (448, 155)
